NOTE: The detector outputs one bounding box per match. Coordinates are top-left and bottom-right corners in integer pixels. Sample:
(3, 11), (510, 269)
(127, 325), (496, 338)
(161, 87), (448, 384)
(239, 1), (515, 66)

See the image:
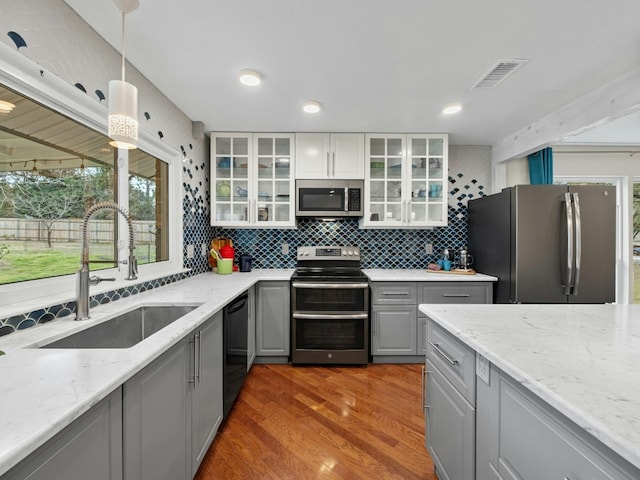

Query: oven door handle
(292, 313), (369, 320)
(291, 282), (369, 289)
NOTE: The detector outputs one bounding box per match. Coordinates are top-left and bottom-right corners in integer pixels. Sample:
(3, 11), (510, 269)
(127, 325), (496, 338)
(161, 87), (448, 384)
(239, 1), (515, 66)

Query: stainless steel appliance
(223, 291), (249, 418)
(291, 246), (369, 365)
(468, 184), (616, 303)
(295, 179), (364, 217)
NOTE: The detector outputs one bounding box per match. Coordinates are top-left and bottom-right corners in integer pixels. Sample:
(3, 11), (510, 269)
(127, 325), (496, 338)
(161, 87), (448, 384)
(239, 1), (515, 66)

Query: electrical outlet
(186, 244), (194, 259)
(476, 352), (490, 385)
(425, 242), (433, 255)
(201, 243), (208, 257)
(282, 243), (289, 255)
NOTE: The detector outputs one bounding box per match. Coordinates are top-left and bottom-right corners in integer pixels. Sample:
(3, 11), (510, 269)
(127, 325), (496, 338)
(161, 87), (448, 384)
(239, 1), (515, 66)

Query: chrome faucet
(76, 202), (138, 320)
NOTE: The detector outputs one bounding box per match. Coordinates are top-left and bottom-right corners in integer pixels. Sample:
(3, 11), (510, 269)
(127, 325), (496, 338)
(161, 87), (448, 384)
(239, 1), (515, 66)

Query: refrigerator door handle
(572, 192), (582, 296)
(563, 192), (574, 295)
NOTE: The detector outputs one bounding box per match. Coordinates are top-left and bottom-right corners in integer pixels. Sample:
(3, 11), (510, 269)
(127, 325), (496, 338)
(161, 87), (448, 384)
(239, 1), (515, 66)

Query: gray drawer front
(420, 282), (492, 304)
(427, 320), (475, 405)
(371, 282), (418, 304)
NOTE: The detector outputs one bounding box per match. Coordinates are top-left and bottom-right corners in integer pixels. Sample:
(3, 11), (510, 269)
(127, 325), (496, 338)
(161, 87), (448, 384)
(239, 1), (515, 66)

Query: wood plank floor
(195, 364), (436, 480)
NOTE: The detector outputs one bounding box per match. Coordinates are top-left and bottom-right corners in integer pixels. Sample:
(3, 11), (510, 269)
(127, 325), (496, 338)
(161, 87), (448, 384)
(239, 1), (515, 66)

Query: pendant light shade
(108, 79), (138, 149)
(108, 0), (140, 150)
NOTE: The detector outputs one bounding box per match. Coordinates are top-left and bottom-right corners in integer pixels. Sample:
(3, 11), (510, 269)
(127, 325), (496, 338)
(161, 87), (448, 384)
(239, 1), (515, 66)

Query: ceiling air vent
(471, 59), (528, 89)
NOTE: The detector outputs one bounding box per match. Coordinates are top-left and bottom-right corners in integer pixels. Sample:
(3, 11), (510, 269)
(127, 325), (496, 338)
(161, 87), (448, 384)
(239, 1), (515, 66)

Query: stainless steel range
(291, 246), (369, 365)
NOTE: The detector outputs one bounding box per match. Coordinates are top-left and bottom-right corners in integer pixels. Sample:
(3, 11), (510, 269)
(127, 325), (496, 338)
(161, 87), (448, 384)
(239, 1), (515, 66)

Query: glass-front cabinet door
(253, 134), (295, 227)
(211, 133), (295, 228)
(212, 133), (251, 226)
(365, 134), (406, 227)
(363, 133), (448, 228)
(407, 134), (447, 226)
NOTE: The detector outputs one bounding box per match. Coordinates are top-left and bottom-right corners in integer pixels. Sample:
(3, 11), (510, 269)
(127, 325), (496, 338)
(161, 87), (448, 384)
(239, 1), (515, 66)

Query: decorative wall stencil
(7, 31), (27, 49)
(74, 83), (86, 93)
(95, 89), (105, 101)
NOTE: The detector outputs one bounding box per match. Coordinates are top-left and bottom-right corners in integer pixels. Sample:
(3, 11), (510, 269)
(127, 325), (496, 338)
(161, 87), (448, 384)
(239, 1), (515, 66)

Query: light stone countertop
(364, 268), (497, 282)
(0, 269), (293, 477)
(419, 303), (640, 471)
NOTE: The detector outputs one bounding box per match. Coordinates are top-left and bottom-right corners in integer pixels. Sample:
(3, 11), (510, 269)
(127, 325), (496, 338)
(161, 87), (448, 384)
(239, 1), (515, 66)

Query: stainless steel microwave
(295, 179), (364, 217)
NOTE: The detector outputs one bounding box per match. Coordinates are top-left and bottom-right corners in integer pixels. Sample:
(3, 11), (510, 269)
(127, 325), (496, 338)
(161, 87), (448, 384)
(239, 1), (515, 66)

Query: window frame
(0, 43), (184, 313)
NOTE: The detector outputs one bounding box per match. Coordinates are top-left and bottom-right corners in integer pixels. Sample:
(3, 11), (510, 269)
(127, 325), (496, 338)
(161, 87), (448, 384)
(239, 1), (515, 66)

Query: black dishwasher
(223, 291), (249, 419)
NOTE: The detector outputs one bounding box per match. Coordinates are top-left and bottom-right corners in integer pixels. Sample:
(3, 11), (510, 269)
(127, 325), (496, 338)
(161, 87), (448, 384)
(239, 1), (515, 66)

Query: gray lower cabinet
(255, 281), (290, 361)
(425, 318), (476, 480)
(191, 311), (223, 474)
(2, 388), (122, 480)
(477, 363), (639, 480)
(371, 305), (417, 355)
(371, 280), (492, 361)
(123, 311), (223, 480)
(123, 338), (191, 480)
(426, 366), (475, 480)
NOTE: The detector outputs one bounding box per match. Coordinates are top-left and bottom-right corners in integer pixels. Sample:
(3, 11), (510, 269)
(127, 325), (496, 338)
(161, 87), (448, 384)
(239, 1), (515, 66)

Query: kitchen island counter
(419, 303), (640, 473)
(0, 269), (293, 477)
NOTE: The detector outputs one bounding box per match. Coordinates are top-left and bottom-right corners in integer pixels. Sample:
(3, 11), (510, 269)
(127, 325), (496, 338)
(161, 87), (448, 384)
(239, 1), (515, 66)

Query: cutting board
(426, 268), (476, 275)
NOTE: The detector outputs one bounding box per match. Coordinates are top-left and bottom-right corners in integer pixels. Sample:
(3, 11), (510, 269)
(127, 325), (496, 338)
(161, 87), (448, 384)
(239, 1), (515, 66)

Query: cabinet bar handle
(382, 291), (410, 296)
(197, 330), (202, 384)
(332, 152), (336, 177)
(429, 341), (459, 366)
(189, 337), (197, 385)
(442, 293), (471, 297)
(327, 152), (330, 177)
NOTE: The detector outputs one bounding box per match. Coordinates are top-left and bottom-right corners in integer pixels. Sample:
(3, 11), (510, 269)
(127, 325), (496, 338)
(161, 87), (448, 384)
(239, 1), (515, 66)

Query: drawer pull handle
(422, 366), (431, 411)
(429, 341), (459, 366)
(382, 292), (410, 296)
(442, 293), (471, 297)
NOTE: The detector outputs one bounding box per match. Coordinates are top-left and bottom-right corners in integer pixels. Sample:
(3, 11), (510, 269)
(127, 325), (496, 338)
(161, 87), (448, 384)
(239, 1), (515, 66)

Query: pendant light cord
(121, 10), (126, 82)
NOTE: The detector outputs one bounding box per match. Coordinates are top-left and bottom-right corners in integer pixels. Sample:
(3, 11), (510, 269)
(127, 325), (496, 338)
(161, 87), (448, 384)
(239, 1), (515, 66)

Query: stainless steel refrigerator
(468, 184), (616, 304)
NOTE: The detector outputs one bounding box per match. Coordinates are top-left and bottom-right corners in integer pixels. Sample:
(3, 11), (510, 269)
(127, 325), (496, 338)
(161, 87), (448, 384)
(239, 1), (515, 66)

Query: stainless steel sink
(40, 305), (200, 349)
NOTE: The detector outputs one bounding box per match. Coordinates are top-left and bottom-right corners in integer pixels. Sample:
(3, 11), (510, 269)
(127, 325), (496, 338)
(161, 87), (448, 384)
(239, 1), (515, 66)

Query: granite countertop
(0, 269), (293, 477)
(418, 303), (640, 471)
(364, 268), (497, 282)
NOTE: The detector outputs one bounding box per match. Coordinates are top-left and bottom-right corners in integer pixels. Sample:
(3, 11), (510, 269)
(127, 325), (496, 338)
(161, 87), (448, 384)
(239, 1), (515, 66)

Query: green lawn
(0, 240), (155, 285)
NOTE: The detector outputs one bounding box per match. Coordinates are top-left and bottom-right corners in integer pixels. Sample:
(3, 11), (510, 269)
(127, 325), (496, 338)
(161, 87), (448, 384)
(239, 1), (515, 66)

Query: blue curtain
(528, 147), (553, 184)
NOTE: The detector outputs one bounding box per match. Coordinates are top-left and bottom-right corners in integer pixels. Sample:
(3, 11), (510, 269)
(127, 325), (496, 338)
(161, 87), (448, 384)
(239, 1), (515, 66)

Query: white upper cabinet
(295, 133), (365, 179)
(362, 133), (448, 228)
(211, 133), (295, 228)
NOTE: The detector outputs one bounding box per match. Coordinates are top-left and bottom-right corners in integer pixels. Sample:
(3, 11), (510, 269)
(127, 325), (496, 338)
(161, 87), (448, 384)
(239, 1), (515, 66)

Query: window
(0, 56), (182, 308)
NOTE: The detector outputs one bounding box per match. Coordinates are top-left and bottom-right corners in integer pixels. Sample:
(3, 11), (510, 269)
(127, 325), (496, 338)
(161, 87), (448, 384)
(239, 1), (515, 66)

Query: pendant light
(108, 0), (140, 150)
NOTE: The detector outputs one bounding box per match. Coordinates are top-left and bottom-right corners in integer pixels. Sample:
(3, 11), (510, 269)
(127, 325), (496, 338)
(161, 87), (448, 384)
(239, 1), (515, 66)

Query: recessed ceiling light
(303, 101), (321, 114)
(442, 103), (462, 115)
(0, 100), (16, 114)
(239, 69), (261, 87)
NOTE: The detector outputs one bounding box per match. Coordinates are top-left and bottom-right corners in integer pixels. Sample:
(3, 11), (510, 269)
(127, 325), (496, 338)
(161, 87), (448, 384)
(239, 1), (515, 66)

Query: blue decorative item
(95, 89), (106, 101)
(74, 83), (87, 93)
(7, 31), (27, 49)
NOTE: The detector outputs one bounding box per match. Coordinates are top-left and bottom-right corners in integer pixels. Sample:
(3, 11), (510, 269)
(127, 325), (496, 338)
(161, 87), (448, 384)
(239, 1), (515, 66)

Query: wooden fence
(0, 218), (156, 244)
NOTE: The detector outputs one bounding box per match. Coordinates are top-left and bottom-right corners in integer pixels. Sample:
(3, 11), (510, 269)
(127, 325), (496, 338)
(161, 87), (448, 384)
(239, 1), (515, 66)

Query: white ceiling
(63, 0), (640, 146)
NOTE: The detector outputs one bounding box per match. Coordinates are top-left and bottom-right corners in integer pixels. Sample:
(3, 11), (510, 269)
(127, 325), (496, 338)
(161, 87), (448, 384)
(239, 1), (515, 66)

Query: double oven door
(291, 278), (369, 365)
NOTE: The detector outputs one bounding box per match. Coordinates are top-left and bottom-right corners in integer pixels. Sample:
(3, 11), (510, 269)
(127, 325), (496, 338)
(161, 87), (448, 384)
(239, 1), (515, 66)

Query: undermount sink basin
(40, 305), (200, 349)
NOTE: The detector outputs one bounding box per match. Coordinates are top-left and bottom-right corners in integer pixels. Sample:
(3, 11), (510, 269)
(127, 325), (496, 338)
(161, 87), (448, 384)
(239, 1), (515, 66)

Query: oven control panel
(297, 246), (360, 260)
